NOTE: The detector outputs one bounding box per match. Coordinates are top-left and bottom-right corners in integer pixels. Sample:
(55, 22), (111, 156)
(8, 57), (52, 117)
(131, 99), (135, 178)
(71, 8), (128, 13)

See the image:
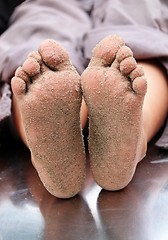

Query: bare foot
(11, 39), (86, 198)
(81, 35), (147, 190)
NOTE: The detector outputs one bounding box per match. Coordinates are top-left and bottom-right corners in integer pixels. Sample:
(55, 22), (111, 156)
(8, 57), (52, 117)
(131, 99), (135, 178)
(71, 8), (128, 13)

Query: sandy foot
(81, 35), (147, 190)
(11, 39), (86, 198)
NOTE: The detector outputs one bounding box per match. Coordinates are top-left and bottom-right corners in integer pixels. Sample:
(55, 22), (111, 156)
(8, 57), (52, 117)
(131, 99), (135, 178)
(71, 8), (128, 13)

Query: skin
(80, 35), (168, 190)
(11, 39), (86, 199)
(11, 35), (168, 196)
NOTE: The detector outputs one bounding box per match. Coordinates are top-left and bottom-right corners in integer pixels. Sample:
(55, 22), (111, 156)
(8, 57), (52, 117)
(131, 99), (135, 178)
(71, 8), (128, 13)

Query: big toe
(89, 35), (125, 67)
(38, 39), (72, 71)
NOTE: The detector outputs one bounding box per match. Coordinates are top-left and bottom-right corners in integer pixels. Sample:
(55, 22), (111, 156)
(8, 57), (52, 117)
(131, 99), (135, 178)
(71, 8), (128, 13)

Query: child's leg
(81, 35), (168, 190)
(11, 39), (86, 199)
(138, 60), (168, 142)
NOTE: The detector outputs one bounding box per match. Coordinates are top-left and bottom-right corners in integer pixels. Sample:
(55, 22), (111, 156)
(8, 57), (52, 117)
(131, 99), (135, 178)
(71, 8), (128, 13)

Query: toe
(116, 46), (133, 63)
(129, 65), (144, 80)
(15, 66), (29, 82)
(132, 76), (147, 96)
(22, 56), (41, 77)
(11, 76), (27, 98)
(89, 35), (125, 67)
(38, 39), (71, 71)
(129, 65), (147, 96)
(120, 57), (137, 76)
(28, 51), (42, 63)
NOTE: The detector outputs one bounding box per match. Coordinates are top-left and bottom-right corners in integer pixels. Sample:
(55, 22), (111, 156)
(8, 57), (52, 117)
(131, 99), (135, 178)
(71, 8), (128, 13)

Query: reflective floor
(0, 139), (168, 240)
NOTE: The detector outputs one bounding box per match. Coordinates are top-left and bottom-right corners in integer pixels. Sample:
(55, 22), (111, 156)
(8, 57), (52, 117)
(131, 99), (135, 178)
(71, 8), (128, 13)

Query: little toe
(11, 76), (27, 98)
(89, 34), (125, 67)
(38, 39), (71, 71)
(132, 75), (147, 96)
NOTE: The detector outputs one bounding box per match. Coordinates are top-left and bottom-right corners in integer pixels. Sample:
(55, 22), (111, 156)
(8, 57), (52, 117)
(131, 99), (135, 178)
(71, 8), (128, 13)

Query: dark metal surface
(0, 142), (168, 240)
